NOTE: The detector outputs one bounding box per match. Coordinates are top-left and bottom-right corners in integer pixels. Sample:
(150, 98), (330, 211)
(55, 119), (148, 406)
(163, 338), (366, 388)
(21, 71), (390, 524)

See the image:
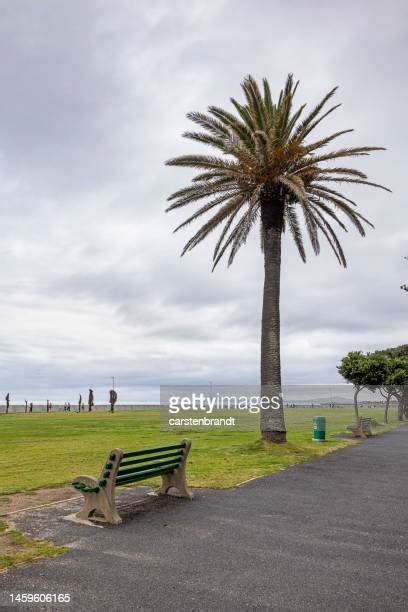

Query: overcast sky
(0, 0), (406, 403)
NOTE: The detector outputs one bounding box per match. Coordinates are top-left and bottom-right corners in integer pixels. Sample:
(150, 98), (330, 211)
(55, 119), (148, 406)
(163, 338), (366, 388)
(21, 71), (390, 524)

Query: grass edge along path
(0, 519), (67, 572)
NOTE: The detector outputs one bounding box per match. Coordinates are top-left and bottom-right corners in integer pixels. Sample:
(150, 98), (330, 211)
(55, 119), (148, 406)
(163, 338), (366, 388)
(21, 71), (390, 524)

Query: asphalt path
(0, 427), (407, 611)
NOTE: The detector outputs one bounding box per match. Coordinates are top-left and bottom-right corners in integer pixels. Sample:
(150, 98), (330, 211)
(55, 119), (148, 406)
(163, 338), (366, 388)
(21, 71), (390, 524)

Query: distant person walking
(109, 389), (118, 413)
(5, 393), (9, 414)
(78, 394), (82, 412)
(24, 400), (28, 413)
(29, 402), (33, 413)
(88, 389), (94, 412)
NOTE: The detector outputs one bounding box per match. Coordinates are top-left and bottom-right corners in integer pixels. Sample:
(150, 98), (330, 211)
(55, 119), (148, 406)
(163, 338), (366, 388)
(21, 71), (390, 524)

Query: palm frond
(311, 208), (347, 266)
(303, 129), (354, 153)
(166, 74), (389, 269)
(186, 111), (229, 137)
(309, 184), (357, 207)
(291, 87), (338, 142)
(286, 205), (306, 262)
(227, 202), (260, 266)
(173, 193), (240, 231)
(209, 105), (254, 149)
(166, 180), (236, 211)
(321, 176), (391, 192)
(213, 205), (242, 262)
(241, 75), (268, 131)
(182, 131), (227, 150)
(180, 197), (246, 256)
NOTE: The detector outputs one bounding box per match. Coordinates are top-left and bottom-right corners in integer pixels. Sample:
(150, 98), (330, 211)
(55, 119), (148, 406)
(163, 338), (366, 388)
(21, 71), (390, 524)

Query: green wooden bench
(72, 438), (192, 524)
(347, 416), (374, 438)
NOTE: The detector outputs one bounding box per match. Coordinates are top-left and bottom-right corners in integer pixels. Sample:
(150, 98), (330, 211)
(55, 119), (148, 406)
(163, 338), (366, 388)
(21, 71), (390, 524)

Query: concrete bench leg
(156, 439), (193, 500)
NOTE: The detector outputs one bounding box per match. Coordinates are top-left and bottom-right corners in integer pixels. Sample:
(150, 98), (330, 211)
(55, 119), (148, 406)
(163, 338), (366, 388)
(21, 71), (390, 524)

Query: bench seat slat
(122, 443), (185, 459)
(117, 458), (182, 477)
(119, 451), (183, 468)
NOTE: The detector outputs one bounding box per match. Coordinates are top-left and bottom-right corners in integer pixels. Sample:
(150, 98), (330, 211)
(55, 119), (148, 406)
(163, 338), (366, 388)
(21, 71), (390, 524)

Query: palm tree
(165, 74), (389, 443)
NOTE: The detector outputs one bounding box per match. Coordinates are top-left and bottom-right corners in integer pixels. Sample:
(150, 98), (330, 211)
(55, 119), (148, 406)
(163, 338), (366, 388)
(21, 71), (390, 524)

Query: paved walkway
(1, 428), (407, 611)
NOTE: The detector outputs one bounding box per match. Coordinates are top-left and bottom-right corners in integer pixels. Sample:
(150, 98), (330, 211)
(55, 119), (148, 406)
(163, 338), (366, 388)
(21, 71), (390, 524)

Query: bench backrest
(98, 440), (190, 491)
(359, 417), (372, 431)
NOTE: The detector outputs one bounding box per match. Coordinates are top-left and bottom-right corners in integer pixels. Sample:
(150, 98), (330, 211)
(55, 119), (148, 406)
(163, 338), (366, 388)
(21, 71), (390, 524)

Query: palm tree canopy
(166, 74), (390, 269)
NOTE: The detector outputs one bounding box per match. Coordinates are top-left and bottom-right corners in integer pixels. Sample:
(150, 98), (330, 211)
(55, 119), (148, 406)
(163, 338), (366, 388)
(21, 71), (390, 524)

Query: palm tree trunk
(260, 192), (286, 443)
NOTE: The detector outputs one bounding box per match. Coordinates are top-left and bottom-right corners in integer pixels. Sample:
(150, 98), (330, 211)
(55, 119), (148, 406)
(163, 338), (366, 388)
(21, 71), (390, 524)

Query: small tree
(363, 353), (390, 421)
(375, 345), (408, 421)
(376, 359), (406, 423)
(378, 344), (408, 359)
(338, 351), (389, 421)
(341, 347), (408, 423)
(338, 351), (367, 421)
(363, 353), (389, 388)
(386, 358), (408, 421)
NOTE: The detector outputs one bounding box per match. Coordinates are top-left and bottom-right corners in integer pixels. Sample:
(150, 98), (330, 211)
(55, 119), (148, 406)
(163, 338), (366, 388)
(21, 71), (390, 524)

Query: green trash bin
(312, 416), (326, 442)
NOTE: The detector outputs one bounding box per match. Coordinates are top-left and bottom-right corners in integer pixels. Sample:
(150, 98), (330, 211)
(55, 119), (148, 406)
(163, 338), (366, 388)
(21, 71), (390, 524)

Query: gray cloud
(0, 0), (406, 403)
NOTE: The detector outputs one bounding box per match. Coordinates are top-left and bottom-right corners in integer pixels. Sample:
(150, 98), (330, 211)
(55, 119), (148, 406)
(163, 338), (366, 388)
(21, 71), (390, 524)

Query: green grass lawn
(0, 407), (399, 494)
